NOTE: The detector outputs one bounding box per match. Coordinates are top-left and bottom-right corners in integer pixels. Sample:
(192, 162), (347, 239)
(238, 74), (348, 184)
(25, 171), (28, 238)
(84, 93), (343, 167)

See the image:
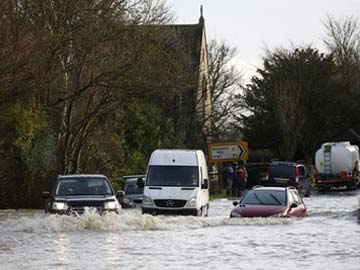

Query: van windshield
(147, 166), (199, 187)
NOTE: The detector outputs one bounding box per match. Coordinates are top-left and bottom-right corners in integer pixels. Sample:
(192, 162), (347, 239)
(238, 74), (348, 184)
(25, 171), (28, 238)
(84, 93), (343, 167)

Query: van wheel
(197, 207), (203, 217)
(198, 205), (209, 217)
(204, 204), (209, 217)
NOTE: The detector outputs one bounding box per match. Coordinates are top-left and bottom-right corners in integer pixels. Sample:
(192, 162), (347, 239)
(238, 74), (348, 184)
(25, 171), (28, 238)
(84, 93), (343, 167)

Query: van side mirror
(42, 191), (50, 198)
(233, 201), (239, 206)
(201, 179), (209, 189)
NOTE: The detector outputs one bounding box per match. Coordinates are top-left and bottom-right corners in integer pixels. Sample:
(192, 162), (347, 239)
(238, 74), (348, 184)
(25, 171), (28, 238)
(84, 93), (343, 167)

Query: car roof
(252, 186), (298, 192)
(58, 174), (108, 179)
(253, 186), (287, 191)
(122, 175), (145, 179)
(270, 161), (297, 166)
(270, 161), (306, 167)
(125, 178), (143, 183)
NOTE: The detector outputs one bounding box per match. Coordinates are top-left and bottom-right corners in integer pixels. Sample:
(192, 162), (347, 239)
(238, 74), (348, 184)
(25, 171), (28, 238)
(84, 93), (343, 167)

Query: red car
(230, 186), (307, 218)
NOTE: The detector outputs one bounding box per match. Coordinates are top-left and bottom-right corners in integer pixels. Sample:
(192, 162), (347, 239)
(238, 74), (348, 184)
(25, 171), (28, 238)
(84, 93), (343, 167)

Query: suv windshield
(241, 190), (286, 205)
(56, 177), (113, 196)
(269, 165), (295, 178)
(125, 181), (144, 194)
(147, 166), (199, 187)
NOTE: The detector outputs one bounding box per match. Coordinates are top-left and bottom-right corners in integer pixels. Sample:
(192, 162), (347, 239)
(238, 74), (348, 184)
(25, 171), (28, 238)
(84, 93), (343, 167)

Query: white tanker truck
(315, 141), (360, 190)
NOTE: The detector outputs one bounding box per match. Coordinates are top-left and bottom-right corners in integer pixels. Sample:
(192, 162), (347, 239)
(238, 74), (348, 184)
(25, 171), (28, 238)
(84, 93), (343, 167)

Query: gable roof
(169, 24), (203, 71)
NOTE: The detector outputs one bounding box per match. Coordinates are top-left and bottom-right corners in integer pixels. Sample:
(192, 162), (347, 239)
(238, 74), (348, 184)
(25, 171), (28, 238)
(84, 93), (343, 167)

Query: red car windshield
(241, 190), (286, 205)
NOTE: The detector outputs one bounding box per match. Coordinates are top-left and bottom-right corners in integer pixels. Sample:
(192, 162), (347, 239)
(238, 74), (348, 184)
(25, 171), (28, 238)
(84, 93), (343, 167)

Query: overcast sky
(167, 0), (360, 82)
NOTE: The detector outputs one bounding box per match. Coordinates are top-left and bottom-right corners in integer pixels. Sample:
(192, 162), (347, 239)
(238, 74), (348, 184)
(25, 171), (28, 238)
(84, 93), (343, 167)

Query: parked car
(230, 186), (307, 218)
(42, 174), (121, 215)
(118, 175), (145, 208)
(261, 161), (311, 196)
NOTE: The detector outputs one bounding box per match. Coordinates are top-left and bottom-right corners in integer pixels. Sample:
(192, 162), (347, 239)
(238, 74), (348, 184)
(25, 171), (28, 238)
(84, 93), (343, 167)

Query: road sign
(208, 141), (248, 163)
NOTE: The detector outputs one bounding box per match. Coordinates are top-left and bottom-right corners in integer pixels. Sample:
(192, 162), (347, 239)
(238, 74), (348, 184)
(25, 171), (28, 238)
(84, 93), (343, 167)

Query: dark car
(119, 175), (145, 208)
(230, 186), (307, 218)
(42, 174), (121, 215)
(261, 161), (311, 196)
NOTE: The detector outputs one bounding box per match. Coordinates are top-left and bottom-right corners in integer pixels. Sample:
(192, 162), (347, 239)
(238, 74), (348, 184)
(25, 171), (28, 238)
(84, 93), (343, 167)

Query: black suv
(42, 174), (121, 215)
(263, 161), (311, 196)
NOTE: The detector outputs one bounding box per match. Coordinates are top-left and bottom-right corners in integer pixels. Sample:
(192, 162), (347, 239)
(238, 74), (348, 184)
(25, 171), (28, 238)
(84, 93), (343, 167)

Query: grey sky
(167, 0), (360, 82)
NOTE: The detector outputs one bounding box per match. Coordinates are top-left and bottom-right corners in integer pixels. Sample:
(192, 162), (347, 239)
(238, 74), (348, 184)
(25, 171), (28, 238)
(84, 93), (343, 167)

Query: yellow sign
(208, 141), (249, 163)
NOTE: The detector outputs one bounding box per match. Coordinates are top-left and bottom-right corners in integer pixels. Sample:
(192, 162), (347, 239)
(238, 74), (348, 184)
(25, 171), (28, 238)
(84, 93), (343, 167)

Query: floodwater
(0, 190), (359, 270)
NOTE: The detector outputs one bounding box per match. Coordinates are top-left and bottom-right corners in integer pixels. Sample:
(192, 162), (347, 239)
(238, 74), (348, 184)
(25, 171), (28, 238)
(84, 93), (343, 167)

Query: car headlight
(187, 197), (197, 208)
(104, 201), (118, 210)
(142, 195), (154, 206)
(53, 202), (68, 211)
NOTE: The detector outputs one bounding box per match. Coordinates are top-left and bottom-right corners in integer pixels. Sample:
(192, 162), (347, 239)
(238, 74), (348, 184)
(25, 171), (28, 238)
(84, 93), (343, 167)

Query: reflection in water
(104, 233), (122, 265)
(53, 233), (71, 268)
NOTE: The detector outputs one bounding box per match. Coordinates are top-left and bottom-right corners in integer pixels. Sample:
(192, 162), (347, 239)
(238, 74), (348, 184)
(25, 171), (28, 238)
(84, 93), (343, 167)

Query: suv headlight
(53, 201), (68, 211)
(104, 201), (118, 210)
(187, 197), (197, 208)
(142, 195), (154, 206)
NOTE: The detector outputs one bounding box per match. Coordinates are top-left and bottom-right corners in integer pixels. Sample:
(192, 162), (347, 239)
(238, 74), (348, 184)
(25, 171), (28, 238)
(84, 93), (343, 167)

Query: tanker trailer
(315, 141), (360, 190)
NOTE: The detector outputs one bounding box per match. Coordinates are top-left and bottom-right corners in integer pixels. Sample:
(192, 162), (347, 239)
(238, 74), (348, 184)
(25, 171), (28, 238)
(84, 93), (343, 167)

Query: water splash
(1, 210), (163, 233)
(0, 208), (292, 233)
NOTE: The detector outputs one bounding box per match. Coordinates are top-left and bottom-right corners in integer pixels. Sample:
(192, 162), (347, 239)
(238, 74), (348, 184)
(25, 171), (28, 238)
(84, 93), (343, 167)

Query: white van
(142, 149), (210, 216)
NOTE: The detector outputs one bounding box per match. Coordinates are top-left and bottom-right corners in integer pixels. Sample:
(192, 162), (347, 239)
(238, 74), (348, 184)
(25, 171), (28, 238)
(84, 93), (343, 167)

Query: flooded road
(1, 190), (359, 270)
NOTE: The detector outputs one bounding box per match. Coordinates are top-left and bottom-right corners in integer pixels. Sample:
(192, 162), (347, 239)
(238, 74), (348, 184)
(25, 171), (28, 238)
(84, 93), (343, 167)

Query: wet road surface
(0, 190), (359, 270)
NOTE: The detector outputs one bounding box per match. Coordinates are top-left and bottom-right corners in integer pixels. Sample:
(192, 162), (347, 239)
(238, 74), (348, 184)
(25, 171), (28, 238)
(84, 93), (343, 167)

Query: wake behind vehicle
(230, 186), (307, 218)
(142, 149), (210, 216)
(118, 175), (145, 208)
(42, 174), (121, 215)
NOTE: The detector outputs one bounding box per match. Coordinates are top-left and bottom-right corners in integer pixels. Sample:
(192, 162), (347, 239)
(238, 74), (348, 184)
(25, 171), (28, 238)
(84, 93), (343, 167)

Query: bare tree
(324, 15), (360, 91)
(126, 0), (174, 24)
(14, 0), (182, 173)
(0, 0), (36, 106)
(323, 15), (360, 137)
(273, 80), (304, 160)
(208, 39), (242, 140)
